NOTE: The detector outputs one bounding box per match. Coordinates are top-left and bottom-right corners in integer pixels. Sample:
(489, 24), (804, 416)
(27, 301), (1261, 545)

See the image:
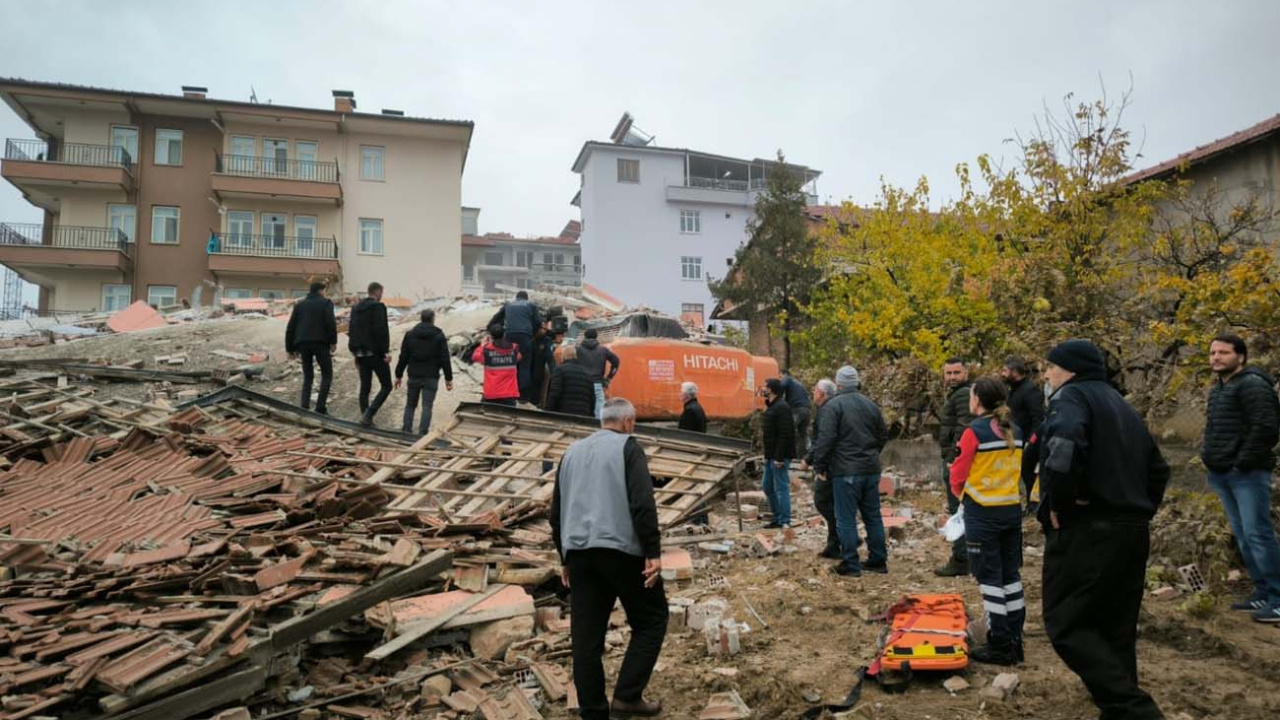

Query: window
(102, 284), (131, 312)
(484, 251), (504, 266)
(291, 289), (309, 299)
(154, 129), (183, 165)
(151, 206), (180, 244)
(261, 213), (287, 249)
(515, 250), (533, 268)
(226, 211), (254, 248)
(680, 209), (701, 234)
(517, 278), (534, 290)
(294, 215), (317, 255)
(463, 264), (474, 281)
(110, 126), (138, 164)
(360, 146), (384, 180)
(295, 141), (318, 180)
(107, 204), (136, 243)
(573, 254), (581, 272)
(484, 279), (499, 293)
(223, 288), (252, 299)
(681, 303), (705, 326)
(359, 219), (383, 254)
(681, 256), (703, 280)
(260, 289), (285, 300)
(263, 138), (288, 174)
(147, 285), (177, 308)
(616, 158), (639, 183)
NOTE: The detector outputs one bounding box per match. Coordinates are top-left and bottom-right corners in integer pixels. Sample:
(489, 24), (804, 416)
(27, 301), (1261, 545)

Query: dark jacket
(1036, 362), (1170, 526)
(781, 375), (811, 410)
(938, 382), (975, 461)
(551, 433), (661, 559)
(804, 400), (829, 467)
(490, 299), (542, 338)
(285, 292), (337, 353)
(546, 362), (597, 418)
(811, 388), (887, 476)
(575, 338), (620, 383)
(1006, 376), (1045, 438)
(394, 322), (453, 382)
(347, 297), (390, 355)
(761, 397), (796, 461)
(1202, 366), (1280, 472)
(679, 398), (708, 433)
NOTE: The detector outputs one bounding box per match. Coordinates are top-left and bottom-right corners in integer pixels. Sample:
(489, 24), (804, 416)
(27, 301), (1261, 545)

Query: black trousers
(941, 463), (966, 562)
(356, 355), (392, 419)
(402, 377), (439, 435)
(507, 332), (533, 401)
(813, 477), (839, 550)
(966, 506), (1024, 642)
(297, 344), (332, 413)
(566, 548), (668, 720)
(1043, 519), (1164, 720)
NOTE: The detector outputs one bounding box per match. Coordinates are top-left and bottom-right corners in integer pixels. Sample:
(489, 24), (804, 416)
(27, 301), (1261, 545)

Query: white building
(571, 114), (819, 327)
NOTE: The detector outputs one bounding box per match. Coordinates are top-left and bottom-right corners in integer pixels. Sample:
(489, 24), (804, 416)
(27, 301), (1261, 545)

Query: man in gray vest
(551, 398), (667, 719)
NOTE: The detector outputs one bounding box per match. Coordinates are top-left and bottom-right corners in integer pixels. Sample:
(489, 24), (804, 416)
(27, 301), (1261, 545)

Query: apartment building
(459, 207), (581, 298)
(571, 113), (819, 326)
(0, 79), (472, 313)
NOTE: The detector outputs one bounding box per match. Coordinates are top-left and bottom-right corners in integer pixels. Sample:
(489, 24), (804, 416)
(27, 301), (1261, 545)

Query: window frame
(616, 158), (640, 184)
(154, 128), (184, 166)
(360, 145), (385, 181)
(680, 255), (703, 280)
(147, 285), (177, 308)
(101, 283), (132, 312)
(259, 289), (285, 300)
(294, 215), (317, 254)
(680, 209), (701, 234)
(223, 288), (253, 300)
(358, 218), (384, 255)
(462, 264), (475, 282)
(150, 205), (180, 245)
(484, 251), (505, 267)
(110, 125), (138, 164)
(107, 203), (136, 243)
(226, 210), (254, 248)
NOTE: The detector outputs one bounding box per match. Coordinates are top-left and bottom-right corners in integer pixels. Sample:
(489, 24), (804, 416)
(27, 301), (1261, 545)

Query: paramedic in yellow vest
(948, 376), (1025, 666)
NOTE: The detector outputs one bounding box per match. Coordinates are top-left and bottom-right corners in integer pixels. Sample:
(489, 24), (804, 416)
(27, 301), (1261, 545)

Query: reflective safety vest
(950, 416), (1024, 507)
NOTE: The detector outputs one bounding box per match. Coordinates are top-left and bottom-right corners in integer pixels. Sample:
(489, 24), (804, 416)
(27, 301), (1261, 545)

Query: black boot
(818, 543), (841, 559)
(934, 557), (969, 577)
(970, 635), (1019, 666)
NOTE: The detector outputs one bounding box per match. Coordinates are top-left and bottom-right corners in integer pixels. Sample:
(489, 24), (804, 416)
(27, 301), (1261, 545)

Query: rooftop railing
(3, 139), (132, 170)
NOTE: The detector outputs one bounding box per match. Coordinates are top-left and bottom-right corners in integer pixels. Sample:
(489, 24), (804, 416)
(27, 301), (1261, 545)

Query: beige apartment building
(0, 79), (472, 312)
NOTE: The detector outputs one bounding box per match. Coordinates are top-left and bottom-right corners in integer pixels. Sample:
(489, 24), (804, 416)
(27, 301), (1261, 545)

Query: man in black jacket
(1037, 340), (1170, 720)
(936, 357), (975, 576)
(1202, 333), (1280, 622)
(1001, 357), (1045, 436)
(781, 371), (812, 458)
(800, 378), (840, 559)
(349, 282), (393, 427)
(285, 282), (337, 414)
(761, 378), (796, 528)
(490, 291), (542, 403)
(678, 382), (708, 433)
(812, 366), (888, 577)
(550, 398), (666, 719)
(575, 329), (621, 418)
(546, 345), (597, 418)
(393, 309), (453, 435)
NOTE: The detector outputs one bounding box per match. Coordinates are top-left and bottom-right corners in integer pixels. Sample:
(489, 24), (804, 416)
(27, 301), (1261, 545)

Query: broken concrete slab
(107, 301), (168, 333)
(469, 616), (535, 660)
(699, 690), (751, 720)
(980, 672), (1020, 700)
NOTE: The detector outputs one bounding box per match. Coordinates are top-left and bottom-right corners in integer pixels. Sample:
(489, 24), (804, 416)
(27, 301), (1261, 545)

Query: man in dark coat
(531, 324), (556, 407)
(490, 291), (542, 403)
(761, 378), (796, 528)
(393, 309), (453, 435)
(1202, 333), (1280, 623)
(1037, 339), (1170, 720)
(575, 329), (621, 418)
(285, 282), (337, 414)
(1001, 357), (1045, 437)
(348, 282), (392, 427)
(801, 378), (840, 558)
(678, 382), (708, 433)
(546, 344), (597, 418)
(781, 371), (812, 458)
(935, 357), (975, 576)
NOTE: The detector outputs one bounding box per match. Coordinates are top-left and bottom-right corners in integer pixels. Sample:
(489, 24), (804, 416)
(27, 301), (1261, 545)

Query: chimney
(181, 85), (208, 100)
(381, 109), (404, 116)
(332, 90), (356, 113)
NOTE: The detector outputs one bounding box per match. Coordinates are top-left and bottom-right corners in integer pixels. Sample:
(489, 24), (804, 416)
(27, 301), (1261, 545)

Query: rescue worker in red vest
(948, 376), (1025, 665)
(471, 323), (522, 406)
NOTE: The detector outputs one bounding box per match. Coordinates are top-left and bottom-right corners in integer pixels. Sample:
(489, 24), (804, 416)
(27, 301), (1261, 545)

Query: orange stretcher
(876, 594), (970, 673)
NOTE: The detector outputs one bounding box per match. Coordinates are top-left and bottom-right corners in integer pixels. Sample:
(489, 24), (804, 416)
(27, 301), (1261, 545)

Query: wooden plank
(365, 583), (507, 661)
(109, 663), (269, 720)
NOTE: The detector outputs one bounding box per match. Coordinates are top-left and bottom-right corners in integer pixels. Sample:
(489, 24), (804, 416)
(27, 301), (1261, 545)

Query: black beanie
(1047, 339), (1105, 376)
(765, 378), (784, 396)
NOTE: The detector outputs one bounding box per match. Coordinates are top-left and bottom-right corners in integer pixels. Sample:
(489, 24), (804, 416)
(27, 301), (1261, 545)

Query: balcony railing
(686, 176), (768, 192)
(210, 233), (338, 260)
(0, 222), (130, 253)
(215, 153), (340, 183)
(4, 139), (132, 170)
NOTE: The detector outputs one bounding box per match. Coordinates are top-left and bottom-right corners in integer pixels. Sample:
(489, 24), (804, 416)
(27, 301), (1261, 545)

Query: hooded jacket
(395, 322), (453, 382)
(1202, 366), (1280, 472)
(679, 397), (708, 433)
(1035, 353), (1170, 526)
(347, 297), (390, 355)
(811, 387), (887, 476)
(284, 292), (337, 353)
(546, 361), (597, 417)
(938, 381), (975, 461)
(574, 338), (620, 383)
(761, 396), (796, 461)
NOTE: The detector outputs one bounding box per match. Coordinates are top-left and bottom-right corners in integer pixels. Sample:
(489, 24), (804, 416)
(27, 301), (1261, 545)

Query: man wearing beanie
(1036, 339), (1170, 720)
(811, 365), (889, 577)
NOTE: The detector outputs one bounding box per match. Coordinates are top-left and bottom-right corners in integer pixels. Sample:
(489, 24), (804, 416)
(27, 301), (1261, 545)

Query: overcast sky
(1, 0), (1279, 237)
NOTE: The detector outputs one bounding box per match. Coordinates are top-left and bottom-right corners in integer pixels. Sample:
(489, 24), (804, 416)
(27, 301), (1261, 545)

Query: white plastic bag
(942, 506), (965, 542)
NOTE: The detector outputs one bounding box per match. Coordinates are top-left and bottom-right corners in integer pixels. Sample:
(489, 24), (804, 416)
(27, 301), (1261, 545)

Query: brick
(660, 548), (693, 580)
(750, 534), (777, 557)
(980, 672), (1020, 700)
(943, 676), (969, 693)
(878, 476), (897, 496)
(738, 504), (758, 520)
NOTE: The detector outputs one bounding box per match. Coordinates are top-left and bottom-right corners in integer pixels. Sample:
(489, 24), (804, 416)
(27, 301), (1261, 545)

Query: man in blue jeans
(1202, 334), (1280, 623)
(810, 365), (889, 577)
(761, 378), (796, 527)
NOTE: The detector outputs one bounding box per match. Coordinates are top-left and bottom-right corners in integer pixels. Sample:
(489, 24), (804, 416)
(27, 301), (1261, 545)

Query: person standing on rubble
(935, 357), (975, 577)
(948, 377), (1026, 665)
(472, 323), (522, 406)
(761, 378), (796, 528)
(678, 382), (708, 433)
(574, 328), (621, 418)
(781, 370), (812, 459)
(285, 281), (337, 415)
(546, 344), (597, 418)
(393, 309), (453, 435)
(800, 378), (840, 559)
(531, 321), (557, 408)
(1037, 340), (1170, 720)
(349, 282), (393, 427)
(490, 290), (542, 403)
(811, 366), (889, 577)
(551, 398), (667, 720)
(1201, 333), (1280, 623)
(1001, 357), (1044, 506)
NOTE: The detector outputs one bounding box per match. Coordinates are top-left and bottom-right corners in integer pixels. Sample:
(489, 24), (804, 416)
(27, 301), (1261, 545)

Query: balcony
(211, 153), (342, 206)
(2, 139), (134, 210)
(666, 176), (766, 206)
(207, 233), (340, 280)
(0, 222), (132, 279)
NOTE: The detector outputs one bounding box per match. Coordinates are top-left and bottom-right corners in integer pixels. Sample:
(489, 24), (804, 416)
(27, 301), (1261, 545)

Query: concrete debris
(943, 676), (970, 693)
(980, 672), (1021, 700)
(699, 690), (752, 720)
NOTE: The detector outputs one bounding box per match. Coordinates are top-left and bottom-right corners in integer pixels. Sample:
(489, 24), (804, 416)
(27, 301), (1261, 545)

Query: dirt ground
(541, 479), (1280, 720)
